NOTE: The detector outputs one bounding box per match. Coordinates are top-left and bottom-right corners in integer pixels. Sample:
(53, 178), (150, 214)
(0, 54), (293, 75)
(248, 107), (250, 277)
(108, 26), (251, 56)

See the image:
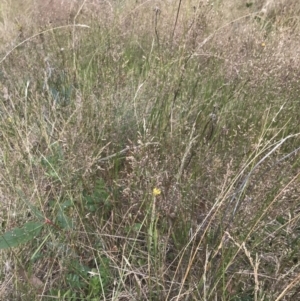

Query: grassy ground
(0, 0), (300, 300)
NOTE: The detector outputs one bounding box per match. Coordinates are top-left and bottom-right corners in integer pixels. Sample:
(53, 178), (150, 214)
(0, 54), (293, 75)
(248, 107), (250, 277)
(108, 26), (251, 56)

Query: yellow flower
(152, 188), (161, 196)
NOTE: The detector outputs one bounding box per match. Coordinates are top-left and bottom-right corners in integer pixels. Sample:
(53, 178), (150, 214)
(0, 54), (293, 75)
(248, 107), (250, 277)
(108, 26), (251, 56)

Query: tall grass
(0, 0), (299, 300)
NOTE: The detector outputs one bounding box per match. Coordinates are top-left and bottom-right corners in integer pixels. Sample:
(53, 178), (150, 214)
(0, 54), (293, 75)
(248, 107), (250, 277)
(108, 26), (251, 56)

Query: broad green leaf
(56, 209), (74, 230)
(0, 222), (44, 249)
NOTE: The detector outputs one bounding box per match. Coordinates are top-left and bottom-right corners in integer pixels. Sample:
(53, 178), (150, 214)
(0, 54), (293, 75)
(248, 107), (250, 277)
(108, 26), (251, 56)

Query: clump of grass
(0, 0), (300, 300)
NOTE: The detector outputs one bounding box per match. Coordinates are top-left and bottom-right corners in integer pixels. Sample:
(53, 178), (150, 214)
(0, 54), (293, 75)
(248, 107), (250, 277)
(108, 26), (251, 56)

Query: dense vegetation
(0, 1), (299, 300)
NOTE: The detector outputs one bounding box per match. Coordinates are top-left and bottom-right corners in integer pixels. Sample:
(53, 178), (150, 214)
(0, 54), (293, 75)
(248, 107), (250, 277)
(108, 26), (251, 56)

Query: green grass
(0, 1), (300, 300)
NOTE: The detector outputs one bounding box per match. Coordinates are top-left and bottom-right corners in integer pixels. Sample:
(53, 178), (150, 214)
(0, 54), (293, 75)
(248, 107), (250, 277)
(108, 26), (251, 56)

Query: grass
(0, 0), (300, 300)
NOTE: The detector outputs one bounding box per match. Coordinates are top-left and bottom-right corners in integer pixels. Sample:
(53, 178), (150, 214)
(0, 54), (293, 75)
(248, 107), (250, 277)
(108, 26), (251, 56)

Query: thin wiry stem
(171, 0), (183, 44)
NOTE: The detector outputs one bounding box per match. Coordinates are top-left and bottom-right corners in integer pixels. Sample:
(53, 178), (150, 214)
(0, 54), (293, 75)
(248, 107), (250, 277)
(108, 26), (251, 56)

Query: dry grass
(0, 0), (299, 300)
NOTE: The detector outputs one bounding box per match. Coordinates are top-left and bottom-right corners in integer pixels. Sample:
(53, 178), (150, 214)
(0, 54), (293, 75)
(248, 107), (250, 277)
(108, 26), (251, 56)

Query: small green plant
(48, 257), (111, 300)
(55, 199), (75, 230)
(82, 179), (111, 213)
